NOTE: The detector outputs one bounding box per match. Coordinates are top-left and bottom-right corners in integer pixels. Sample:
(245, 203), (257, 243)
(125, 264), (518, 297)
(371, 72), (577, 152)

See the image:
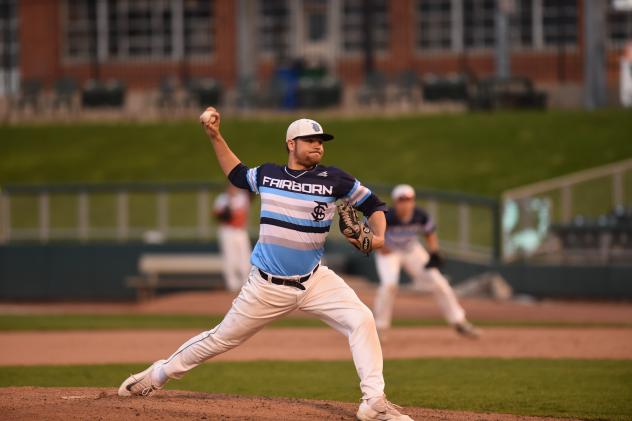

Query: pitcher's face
(289, 137), (324, 167)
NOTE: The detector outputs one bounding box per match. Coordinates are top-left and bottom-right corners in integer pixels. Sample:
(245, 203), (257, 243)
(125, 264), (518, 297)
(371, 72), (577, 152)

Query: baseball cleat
(356, 396), (414, 421)
(118, 359), (168, 397)
(454, 321), (481, 339)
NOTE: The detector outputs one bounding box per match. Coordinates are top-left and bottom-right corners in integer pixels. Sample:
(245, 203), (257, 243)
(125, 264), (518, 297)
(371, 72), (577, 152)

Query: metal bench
(126, 253), (225, 300)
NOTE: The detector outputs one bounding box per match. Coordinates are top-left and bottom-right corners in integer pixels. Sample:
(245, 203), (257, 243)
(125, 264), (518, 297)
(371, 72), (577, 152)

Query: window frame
(607, 3), (632, 49)
(541, 0), (579, 50)
(257, 0), (292, 60)
(340, 0), (391, 57)
(415, 0), (454, 53)
(61, 0), (214, 64)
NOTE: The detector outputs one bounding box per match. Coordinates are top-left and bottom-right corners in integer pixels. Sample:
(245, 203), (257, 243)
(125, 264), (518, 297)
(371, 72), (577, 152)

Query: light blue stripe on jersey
(260, 210), (332, 228)
(247, 167), (259, 193)
(251, 242), (322, 276)
(345, 180), (360, 198)
(356, 190), (372, 206)
(259, 186), (336, 203)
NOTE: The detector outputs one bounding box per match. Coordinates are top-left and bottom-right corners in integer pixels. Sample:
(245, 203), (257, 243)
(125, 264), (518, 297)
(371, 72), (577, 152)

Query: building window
(543, 0), (578, 47)
(608, 3), (632, 48)
(184, 0), (214, 55)
(304, 0), (328, 42)
(63, 0), (214, 61)
(463, 0), (495, 49)
(342, 0), (390, 53)
(0, 0), (19, 95)
(258, 0), (291, 57)
(510, 0), (534, 48)
(416, 0), (452, 51)
(63, 0), (98, 59)
(107, 0), (173, 59)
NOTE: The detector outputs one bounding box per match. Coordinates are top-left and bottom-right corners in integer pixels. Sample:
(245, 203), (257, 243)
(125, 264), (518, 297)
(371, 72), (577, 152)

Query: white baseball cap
(286, 118), (334, 142)
(392, 184), (416, 200)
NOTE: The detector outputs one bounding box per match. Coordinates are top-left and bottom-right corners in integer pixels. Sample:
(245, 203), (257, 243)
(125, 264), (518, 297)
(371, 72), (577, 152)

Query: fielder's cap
(392, 184), (416, 200)
(286, 118), (334, 142)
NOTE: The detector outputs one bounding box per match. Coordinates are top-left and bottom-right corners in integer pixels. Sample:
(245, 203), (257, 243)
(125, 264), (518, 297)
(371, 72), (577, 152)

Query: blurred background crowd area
(1, 0), (632, 121)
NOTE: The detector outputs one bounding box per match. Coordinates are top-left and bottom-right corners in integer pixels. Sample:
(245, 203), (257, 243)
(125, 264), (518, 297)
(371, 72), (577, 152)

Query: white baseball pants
(217, 226), (252, 292)
(373, 242), (466, 329)
(160, 265), (385, 400)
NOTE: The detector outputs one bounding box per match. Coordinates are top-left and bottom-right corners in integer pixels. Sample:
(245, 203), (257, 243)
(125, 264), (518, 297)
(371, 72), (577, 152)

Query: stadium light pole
(583, 0), (608, 109)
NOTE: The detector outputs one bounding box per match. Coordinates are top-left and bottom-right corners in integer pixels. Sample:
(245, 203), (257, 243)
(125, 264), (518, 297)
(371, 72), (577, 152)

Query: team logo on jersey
(317, 171), (328, 177)
(311, 201), (328, 221)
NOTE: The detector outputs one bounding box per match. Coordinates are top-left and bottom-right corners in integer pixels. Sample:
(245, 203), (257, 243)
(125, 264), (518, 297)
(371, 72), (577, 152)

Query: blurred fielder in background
(373, 184), (479, 339)
(213, 184), (252, 292)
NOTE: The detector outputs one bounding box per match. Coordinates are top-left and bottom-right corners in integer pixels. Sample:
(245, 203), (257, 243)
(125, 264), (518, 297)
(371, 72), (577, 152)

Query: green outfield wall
(0, 243), (630, 300)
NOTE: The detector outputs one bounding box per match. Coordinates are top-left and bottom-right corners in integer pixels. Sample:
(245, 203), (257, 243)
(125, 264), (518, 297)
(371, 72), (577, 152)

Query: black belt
(258, 265), (319, 291)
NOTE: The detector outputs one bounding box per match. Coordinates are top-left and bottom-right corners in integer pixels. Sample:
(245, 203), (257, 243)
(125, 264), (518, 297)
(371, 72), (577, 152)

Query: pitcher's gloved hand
(425, 252), (444, 269)
(337, 201), (373, 255)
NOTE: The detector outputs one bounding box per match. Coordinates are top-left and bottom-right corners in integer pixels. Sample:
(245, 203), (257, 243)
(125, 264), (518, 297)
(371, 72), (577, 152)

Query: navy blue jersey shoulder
(386, 207), (433, 230)
(229, 162), (386, 216)
(413, 207), (430, 226)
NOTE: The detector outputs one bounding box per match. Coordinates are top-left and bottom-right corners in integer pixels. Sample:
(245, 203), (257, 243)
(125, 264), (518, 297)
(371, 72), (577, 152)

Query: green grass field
(1, 359), (630, 420)
(3, 110), (631, 246)
(2, 110), (631, 195)
(0, 314), (630, 331)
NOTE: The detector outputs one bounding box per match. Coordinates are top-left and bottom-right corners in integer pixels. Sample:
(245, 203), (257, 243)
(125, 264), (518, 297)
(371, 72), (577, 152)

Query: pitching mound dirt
(0, 387), (578, 421)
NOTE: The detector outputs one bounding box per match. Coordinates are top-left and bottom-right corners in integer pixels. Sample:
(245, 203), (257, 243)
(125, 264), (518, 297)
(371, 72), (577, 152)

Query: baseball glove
(425, 251), (444, 269)
(337, 201), (373, 255)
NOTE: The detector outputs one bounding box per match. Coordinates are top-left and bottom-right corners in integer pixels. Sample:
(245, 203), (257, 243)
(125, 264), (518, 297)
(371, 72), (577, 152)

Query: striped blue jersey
(229, 163), (386, 276)
(385, 207), (436, 251)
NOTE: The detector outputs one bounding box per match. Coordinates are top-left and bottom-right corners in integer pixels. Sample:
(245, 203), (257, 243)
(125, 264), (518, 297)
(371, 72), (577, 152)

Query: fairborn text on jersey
(262, 175), (334, 196)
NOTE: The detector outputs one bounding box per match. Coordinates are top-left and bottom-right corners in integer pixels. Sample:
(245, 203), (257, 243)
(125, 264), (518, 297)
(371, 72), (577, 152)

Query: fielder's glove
(337, 201), (373, 255)
(216, 207), (232, 223)
(425, 252), (444, 269)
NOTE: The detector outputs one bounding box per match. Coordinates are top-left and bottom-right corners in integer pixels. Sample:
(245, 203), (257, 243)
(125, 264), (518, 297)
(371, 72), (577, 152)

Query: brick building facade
(3, 0), (632, 95)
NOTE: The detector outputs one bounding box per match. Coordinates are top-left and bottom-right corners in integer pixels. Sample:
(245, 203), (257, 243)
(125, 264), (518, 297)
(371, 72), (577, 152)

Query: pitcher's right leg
(118, 268), (298, 396)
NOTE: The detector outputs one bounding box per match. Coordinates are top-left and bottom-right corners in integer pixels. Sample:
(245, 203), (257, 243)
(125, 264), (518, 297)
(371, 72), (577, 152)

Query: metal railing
(501, 158), (632, 261)
(0, 181), (501, 263)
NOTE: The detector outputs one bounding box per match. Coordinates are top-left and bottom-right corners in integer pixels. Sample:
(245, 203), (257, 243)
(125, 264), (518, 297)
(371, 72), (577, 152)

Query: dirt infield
(2, 327), (631, 365)
(0, 387), (580, 421)
(2, 277), (631, 324)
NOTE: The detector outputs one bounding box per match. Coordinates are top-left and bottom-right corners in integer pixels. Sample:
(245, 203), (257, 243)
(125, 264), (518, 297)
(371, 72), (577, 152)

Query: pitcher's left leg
(299, 266), (384, 401)
(300, 266), (414, 420)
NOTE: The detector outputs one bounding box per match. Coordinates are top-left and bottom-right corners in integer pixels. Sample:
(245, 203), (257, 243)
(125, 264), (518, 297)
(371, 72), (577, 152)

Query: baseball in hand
(199, 107), (219, 127)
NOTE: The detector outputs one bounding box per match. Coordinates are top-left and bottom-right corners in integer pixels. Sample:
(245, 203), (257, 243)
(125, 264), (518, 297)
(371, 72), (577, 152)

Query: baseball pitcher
(213, 184), (251, 292)
(118, 109), (414, 421)
(373, 184), (479, 339)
